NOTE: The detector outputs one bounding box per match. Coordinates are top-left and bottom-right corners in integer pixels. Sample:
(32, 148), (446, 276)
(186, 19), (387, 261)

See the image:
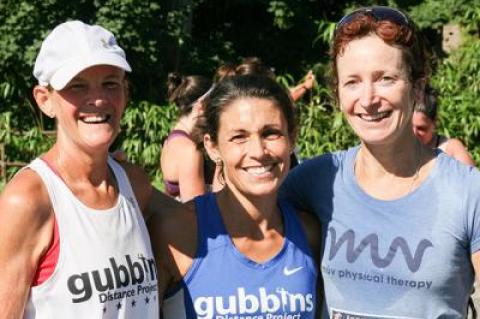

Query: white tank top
(23, 157), (159, 319)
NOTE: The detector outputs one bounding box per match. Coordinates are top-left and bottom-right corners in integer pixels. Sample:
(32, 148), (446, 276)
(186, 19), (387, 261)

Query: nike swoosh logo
(283, 266), (303, 276)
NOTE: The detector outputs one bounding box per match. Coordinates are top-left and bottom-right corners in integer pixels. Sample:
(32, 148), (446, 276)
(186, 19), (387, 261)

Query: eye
(263, 129), (283, 140)
(66, 82), (87, 91)
(104, 81), (121, 89)
(379, 76), (395, 85)
(230, 134), (247, 144)
(343, 79), (358, 88)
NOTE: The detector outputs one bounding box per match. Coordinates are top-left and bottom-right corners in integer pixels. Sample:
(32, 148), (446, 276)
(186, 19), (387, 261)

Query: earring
(214, 158), (222, 166)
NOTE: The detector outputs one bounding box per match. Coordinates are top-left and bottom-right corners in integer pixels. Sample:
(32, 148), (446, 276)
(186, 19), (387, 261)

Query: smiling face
(205, 97), (292, 198)
(36, 65), (127, 153)
(336, 34), (419, 146)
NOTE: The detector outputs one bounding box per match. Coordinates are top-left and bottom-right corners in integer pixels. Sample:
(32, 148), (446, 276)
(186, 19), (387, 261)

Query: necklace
(355, 140), (424, 198)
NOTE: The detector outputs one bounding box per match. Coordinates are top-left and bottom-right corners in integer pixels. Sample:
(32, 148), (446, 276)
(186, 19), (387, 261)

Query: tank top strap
(278, 199), (312, 255)
(165, 129), (193, 143)
(193, 193), (229, 253)
(27, 158), (65, 219)
(107, 156), (142, 213)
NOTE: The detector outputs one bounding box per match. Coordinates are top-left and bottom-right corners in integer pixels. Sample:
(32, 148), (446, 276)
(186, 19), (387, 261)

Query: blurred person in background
(161, 73), (215, 201)
(412, 85), (475, 165)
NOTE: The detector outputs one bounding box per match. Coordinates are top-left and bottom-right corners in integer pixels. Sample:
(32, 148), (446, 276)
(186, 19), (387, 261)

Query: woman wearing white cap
(0, 20), (176, 318)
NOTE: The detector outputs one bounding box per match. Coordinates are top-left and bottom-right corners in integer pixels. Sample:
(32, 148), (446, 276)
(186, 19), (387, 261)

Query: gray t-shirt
(280, 146), (480, 318)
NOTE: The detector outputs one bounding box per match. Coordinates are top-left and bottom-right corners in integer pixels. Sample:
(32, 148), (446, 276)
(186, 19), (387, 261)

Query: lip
(243, 164), (276, 177)
(79, 113), (112, 124)
(356, 110), (392, 122)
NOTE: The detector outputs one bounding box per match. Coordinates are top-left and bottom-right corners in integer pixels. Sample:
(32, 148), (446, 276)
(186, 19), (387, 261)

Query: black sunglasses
(336, 6), (412, 33)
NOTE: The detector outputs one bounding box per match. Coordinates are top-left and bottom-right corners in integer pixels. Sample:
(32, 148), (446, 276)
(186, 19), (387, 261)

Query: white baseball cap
(33, 20), (131, 90)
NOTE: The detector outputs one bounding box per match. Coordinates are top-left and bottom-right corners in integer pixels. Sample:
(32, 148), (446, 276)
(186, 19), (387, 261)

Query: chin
(83, 139), (114, 152)
(247, 182), (283, 197)
(353, 124), (404, 146)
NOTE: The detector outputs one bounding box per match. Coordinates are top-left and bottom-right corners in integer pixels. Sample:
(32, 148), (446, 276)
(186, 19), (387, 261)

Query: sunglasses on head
(336, 6), (412, 33)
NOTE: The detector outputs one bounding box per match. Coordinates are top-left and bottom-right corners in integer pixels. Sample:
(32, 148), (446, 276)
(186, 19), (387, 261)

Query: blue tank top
(163, 192), (318, 319)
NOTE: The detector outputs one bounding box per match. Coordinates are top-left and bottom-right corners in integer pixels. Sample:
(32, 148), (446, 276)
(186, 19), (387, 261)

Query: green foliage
(118, 101), (177, 175)
(267, 1), (295, 30)
(1, 0), (480, 185)
(433, 37), (480, 163)
(0, 111), (54, 179)
(409, 0), (480, 29)
(296, 88), (358, 159)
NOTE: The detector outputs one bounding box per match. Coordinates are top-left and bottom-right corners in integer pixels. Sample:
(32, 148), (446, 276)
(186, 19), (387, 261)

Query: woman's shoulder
(300, 147), (355, 168)
(163, 130), (196, 148)
(161, 131), (201, 162)
(116, 160), (153, 212)
(440, 137), (475, 166)
(286, 147), (354, 184)
(435, 151), (480, 186)
(1, 167), (52, 220)
(0, 167), (54, 251)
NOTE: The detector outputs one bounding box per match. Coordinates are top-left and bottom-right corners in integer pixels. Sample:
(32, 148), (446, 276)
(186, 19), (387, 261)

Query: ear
(191, 99), (205, 118)
(33, 85), (55, 118)
(203, 133), (221, 163)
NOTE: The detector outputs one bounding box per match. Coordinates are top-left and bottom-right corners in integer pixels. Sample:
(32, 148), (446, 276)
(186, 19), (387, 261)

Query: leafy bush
(1, 0), (479, 187)
(433, 38), (480, 163)
(117, 101), (178, 188)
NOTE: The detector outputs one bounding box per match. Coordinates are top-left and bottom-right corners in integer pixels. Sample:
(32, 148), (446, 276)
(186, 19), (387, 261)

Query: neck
(45, 143), (111, 187)
(427, 133), (439, 149)
(356, 143), (421, 177)
(358, 131), (425, 178)
(175, 113), (196, 133)
(355, 130), (437, 200)
(216, 186), (280, 235)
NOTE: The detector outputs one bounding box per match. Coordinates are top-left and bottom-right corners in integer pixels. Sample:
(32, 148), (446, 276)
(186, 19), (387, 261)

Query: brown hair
(200, 75), (297, 143)
(214, 57), (276, 82)
(414, 85), (438, 121)
(331, 12), (428, 97)
(167, 73), (212, 116)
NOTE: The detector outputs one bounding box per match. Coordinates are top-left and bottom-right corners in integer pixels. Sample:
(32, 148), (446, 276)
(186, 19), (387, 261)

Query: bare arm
(176, 142), (206, 202)
(472, 251), (480, 285)
(445, 138), (475, 166)
(295, 209), (323, 318)
(119, 161), (154, 217)
(0, 170), (53, 319)
(290, 70), (315, 102)
(147, 201), (197, 305)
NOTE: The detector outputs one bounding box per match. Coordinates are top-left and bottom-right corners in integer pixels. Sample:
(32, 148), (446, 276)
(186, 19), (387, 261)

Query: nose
(247, 135), (267, 159)
(359, 82), (379, 109)
(86, 86), (108, 107)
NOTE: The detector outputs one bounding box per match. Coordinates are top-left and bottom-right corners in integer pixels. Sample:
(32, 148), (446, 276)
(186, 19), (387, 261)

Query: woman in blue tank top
(149, 75), (322, 318)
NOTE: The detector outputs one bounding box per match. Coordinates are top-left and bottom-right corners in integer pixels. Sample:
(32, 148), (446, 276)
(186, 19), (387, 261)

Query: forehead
(218, 97), (285, 129)
(412, 111), (432, 124)
(72, 65), (125, 81)
(336, 34), (407, 76)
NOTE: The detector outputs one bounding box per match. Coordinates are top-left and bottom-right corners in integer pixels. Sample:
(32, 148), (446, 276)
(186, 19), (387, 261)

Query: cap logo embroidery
(101, 38), (110, 48)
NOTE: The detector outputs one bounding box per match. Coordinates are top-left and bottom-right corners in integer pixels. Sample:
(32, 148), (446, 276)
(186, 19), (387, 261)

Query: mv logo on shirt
(327, 227), (433, 273)
(67, 254), (157, 303)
